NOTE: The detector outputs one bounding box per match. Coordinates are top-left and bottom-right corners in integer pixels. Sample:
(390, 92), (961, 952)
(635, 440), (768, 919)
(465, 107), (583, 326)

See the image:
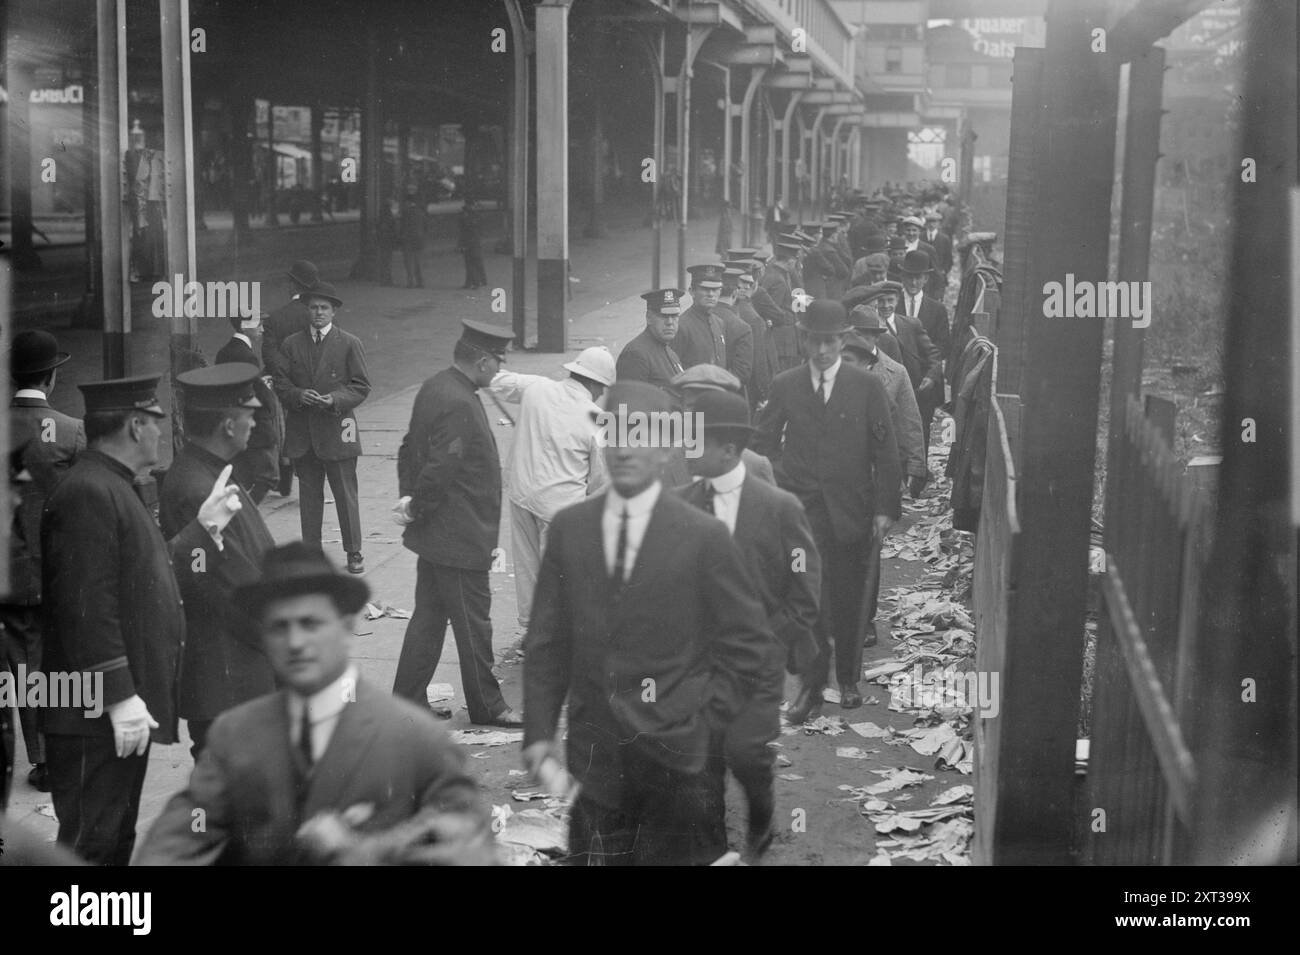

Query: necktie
(701, 481), (717, 515)
(816, 372), (827, 405)
(907, 295), (916, 317)
(298, 701), (313, 768)
(612, 506), (629, 585)
(666, 344), (684, 375)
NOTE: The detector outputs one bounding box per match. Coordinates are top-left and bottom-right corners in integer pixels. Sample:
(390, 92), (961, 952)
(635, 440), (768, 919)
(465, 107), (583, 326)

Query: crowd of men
(1, 180), (988, 866)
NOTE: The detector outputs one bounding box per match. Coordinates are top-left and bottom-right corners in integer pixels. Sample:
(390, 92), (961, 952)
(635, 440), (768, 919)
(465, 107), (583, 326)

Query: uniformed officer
(675, 264), (729, 369)
(42, 374), (243, 864)
(615, 289), (687, 391)
(161, 364), (277, 759)
(392, 320), (522, 728)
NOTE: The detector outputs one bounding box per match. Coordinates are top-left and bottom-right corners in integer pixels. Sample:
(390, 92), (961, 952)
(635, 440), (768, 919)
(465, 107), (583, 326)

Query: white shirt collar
(289, 662), (358, 723)
(233, 333), (252, 348)
(14, 388), (47, 400)
(313, 323), (333, 340)
(810, 357), (842, 388)
(605, 479), (661, 518)
(706, 460), (745, 494)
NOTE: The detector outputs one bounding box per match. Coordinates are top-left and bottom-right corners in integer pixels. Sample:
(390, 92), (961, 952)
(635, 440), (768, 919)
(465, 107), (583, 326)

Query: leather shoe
(27, 763), (50, 792)
(483, 708), (524, 728)
(839, 683), (863, 709)
(346, 552), (364, 575)
(786, 680), (823, 724)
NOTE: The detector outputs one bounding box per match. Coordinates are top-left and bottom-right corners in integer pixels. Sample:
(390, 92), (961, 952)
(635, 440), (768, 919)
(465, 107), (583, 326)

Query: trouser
(859, 528), (885, 640)
(187, 719), (213, 762)
(46, 734), (149, 866)
(724, 667), (783, 840)
(463, 245), (487, 287)
(402, 244), (423, 286)
(392, 559), (507, 724)
(509, 502), (550, 632)
(918, 386), (941, 463)
(0, 606), (45, 764)
(804, 500), (871, 691)
(293, 450), (362, 555)
(568, 740), (727, 866)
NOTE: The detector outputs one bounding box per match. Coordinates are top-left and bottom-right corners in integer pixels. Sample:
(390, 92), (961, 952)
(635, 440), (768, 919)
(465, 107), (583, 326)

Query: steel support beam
(780, 90), (804, 208)
(96, 0), (130, 376)
(738, 67), (767, 246)
(504, 0), (530, 344)
(160, 0), (198, 397)
(535, 0), (571, 351)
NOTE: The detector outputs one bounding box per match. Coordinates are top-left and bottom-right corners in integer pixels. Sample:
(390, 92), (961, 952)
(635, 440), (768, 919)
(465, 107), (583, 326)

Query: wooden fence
(1081, 394), (1214, 864)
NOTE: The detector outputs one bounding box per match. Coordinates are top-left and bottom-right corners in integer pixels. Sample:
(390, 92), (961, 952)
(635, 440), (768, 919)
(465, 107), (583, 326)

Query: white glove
(392, 496), (414, 526)
(108, 694), (158, 758)
(197, 463), (243, 547)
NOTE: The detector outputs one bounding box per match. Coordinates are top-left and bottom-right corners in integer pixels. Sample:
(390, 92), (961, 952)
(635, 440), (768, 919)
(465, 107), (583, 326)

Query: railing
(1081, 394), (1213, 864)
(972, 354), (1021, 865)
(746, 0), (855, 88)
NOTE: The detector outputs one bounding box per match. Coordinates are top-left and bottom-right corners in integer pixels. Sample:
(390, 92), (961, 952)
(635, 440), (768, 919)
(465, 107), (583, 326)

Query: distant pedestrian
(399, 182), (427, 288)
(273, 283), (371, 575)
(459, 199), (488, 289)
(215, 314), (282, 503)
(378, 197), (400, 286)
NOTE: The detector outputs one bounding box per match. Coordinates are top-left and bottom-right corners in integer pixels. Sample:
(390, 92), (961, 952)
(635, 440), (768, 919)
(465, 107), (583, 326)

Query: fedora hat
(849, 305), (889, 333)
(796, 299), (852, 335)
(303, 281), (343, 307)
(235, 542), (370, 618)
(286, 260), (320, 288)
(10, 330), (71, 377)
(900, 250), (933, 274)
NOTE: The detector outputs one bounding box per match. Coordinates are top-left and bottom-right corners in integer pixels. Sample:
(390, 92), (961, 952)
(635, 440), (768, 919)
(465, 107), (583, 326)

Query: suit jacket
(760, 263), (800, 368)
(263, 297), (311, 377)
(274, 326), (370, 461)
(615, 329), (684, 392)
(926, 230), (954, 275)
(713, 302), (754, 390)
(40, 450), (203, 743)
(863, 350), (926, 479)
(753, 363), (903, 542)
(215, 335), (282, 456)
(398, 366), (501, 571)
(6, 397), (84, 605)
(678, 472), (820, 674)
(523, 491), (773, 806)
(735, 297), (774, 401)
(886, 313), (942, 393)
(135, 680), (489, 865)
(159, 442), (277, 720)
(674, 302), (727, 369)
(904, 293), (951, 366)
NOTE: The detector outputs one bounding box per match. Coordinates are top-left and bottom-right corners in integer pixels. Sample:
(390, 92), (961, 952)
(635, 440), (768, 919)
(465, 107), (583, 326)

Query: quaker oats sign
(957, 17), (1047, 58)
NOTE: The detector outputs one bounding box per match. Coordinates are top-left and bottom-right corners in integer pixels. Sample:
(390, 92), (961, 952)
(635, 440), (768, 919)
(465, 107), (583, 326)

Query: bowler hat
(236, 542), (370, 618)
(286, 260), (320, 288)
(900, 250), (934, 274)
(796, 299), (852, 335)
(10, 330), (71, 377)
(693, 388), (754, 434)
(862, 234), (888, 254)
(303, 281), (343, 307)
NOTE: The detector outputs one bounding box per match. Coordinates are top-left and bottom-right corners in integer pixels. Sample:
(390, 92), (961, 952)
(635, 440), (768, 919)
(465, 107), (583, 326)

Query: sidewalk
(3, 209), (722, 854)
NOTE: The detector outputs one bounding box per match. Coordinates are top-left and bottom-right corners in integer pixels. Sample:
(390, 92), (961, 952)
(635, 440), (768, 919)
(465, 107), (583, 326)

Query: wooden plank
(1100, 560), (1196, 822)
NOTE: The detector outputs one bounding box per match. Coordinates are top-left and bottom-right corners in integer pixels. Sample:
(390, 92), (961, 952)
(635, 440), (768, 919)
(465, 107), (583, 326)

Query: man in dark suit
(670, 364), (776, 486)
(523, 382), (773, 865)
(392, 321), (521, 728)
(679, 389), (820, 862)
(160, 365), (277, 759)
(263, 259), (318, 497)
(3, 331), (84, 792)
(615, 289), (687, 391)
(42, 374), (244, 865)
(136, 543), (493, 865)
(674, 264), (729, 369)
(871, 280), (943, 412)
(761, 241), (805, 372)
(923, 210), (954, 298)
(273, 282), (371, 575)
(215, 314), (282, 503)
(899, 250), (950, 457)
(712, 269), (755, 396)
(754, 301), (901, 720)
